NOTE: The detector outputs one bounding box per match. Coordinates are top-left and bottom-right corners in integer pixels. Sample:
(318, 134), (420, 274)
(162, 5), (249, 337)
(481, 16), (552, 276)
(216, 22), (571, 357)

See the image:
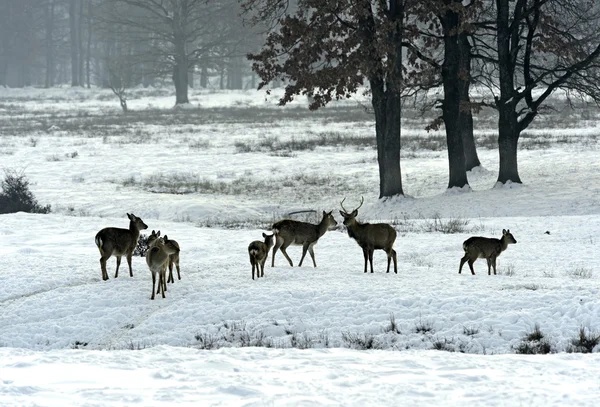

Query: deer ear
(164, 235), (168, 241)
(262, 232), (267, 238)
(351, 209), (358, 217)
(339, 210), (346, 217)
(127, 213), (132, 219)
(157, 230), (161, 237)
(502, 229), (507, 234)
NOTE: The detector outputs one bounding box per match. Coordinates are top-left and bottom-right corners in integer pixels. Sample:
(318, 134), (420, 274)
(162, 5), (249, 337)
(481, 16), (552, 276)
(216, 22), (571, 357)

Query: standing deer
(248, 233), (275, 280)
(271, 210), (337, 268)
(339, 197), (397, 274)
(146, 235), (180, 300)
(459, 229), (517, 275)
(147, 230), (181, 283)
(95, 213), (148, 281)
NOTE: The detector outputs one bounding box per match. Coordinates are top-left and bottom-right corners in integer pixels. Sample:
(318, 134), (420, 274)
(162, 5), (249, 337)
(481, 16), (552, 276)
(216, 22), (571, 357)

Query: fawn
(459, 229), (517, 275)
(248, 233), (275, 280)
(146, 235), (180, 300)
(148, 230), (181, 283)
(95, 213), (148, 281)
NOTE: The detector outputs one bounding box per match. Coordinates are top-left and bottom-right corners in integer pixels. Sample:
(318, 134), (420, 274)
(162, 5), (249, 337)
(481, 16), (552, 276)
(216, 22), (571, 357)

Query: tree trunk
(173, 61), (189, 104)
(69, 0), (79, 86)
(440, 2), (469, 189)
(497, 105), (521, 184)
(200, 64), (208, 88)
(86, 0), (92, 88)
(495, 0), (522, 184)
(188, 65), (194, 88)
(45, 0), (55, 88)
(458, 32), (480, 171)
(78, 0), (84, 86)
(372, 81), (404, 198)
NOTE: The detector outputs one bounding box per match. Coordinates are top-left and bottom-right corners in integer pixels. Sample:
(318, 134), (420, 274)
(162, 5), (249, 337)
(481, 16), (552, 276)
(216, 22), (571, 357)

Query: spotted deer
(248, 233), (275, 280)
(146, 235), (180, 300)
(271, 211), (337, 268)
(459, 229), (517, 275)
(95, 213), (148, 281)
(147, 230), (181, 283)
(339, 197), (397, 274)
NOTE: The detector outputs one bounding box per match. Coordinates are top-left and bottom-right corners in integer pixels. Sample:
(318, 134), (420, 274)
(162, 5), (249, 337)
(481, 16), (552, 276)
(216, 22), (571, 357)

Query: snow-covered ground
(1, 86), (600, 406)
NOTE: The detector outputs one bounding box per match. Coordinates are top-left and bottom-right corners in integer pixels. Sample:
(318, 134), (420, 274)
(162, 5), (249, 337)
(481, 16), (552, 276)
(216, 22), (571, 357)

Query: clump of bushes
(514, 324), (553, 354)
(0, 170), (51, 214)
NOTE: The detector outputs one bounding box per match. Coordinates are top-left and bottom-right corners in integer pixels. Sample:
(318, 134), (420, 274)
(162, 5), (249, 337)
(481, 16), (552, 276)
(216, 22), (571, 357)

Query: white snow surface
(1, 87), (600, 406)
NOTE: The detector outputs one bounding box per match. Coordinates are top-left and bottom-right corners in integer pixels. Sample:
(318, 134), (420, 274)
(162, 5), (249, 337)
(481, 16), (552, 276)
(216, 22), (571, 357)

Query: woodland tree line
(2, 0), (600, 197)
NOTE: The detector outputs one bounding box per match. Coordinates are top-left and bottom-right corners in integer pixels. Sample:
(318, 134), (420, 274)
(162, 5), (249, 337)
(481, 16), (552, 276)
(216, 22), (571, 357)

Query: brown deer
(248, 233), (275, 280)
(146, 235), (180, 300)
(271, 211), (337, 268)
(339, 197), (397, 274)
(95, 213), (148, 281)
(459, 229), (517, 275)
(147, 230), (181, 283)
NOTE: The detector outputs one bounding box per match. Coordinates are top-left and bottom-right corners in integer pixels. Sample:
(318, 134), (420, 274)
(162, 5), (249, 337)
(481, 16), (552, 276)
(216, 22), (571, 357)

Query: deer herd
(95, 199), (518, 300)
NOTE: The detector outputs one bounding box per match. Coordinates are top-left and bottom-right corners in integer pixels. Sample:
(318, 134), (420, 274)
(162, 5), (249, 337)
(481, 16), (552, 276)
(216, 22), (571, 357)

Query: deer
(147, 230), (181, 284)
(459, 229), (517, 275)
(95, 213), (148, 281)
(339, 197), (397, 274)
(248, 233), (275, 280)
(271, 210), (337, 268)
(146, 235), (180, 300)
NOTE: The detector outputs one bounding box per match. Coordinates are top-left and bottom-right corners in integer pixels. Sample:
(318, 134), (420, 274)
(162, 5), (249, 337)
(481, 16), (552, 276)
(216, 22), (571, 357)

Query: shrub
(422, 213), (470, 234)
(567, 327), (600, 353)
(341, 332), (379, 350)
(514, 324), (553, 354)
(0, 170), (51, 214)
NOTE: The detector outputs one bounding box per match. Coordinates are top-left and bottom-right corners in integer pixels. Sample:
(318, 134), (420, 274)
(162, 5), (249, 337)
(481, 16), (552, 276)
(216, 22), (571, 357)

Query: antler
(356, 196), (364, 211)
(341, 197), (364, 213)
(340, 197), (349, 212)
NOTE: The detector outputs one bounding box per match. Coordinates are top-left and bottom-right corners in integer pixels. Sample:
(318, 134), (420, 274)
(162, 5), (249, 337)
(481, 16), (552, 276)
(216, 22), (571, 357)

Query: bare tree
(100, 0), (244, 105)
(475, 0), (600, 184)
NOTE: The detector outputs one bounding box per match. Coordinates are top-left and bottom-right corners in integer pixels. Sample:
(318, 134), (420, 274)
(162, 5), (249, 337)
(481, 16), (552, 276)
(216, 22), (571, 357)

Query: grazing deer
(248, 233), (275, 280)
(146, 235), (180, 300)
(147, 230), (181, 283)
(339, 197), (397, 274)
(95, 213), (148, 281)
(271, 210), (337, 268)
(459, 229), (517, 275)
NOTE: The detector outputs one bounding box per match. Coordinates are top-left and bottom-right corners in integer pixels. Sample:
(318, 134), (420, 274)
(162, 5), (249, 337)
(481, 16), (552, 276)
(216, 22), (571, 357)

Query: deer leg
(392, 249), (397, 274)
(486, 258), (492, 275)
(271, 237), (283, 267)
(176, 260), (181, 280)
(115, 256), (122, 278)
(126, 253), (133, 277)
(362, 248), (369, 273)
(298, 243), (309, 267)
(252, 261), (256, 280)
(492, 257), (497, 275)
(151, 271), (156, 300)
(468, 258), (476, 275)
(160, 267), (166, 298)
(368, 249), (374, 273)
(459, 254), (469, 274)
(100, 255), (109, 281)
(167, 259), (174, 284)
(279, 244), (294, 267)
(308, 245), (317, 268)
(260, 261), (265, 277)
